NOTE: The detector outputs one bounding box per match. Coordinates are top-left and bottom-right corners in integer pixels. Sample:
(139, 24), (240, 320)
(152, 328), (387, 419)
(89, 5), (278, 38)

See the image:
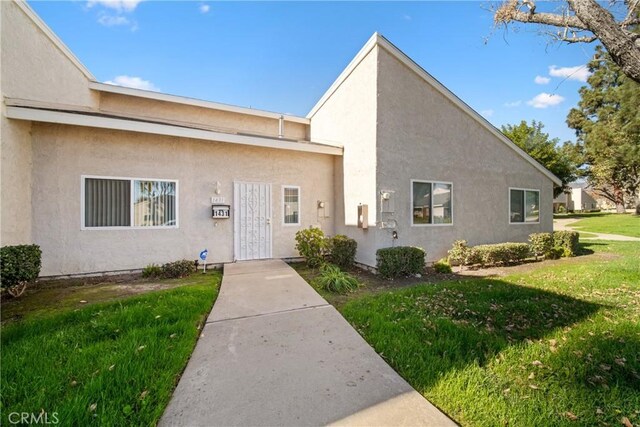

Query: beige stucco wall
(1, 0), (96, 246)
(0, 1), (96, 108)
(30, 124), (335, 275)
(368, 46), (554, 264)
(99, 93), (309, 141)
(0, 116), (33, 245)
(310, 46), (379, 227)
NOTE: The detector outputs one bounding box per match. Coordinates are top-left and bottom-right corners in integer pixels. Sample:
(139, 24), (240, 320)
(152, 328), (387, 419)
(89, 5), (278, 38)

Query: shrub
(557, 205), (566, 213)
(314, 264), (359, 294)
(0, 244), (42, 297)
(142, 264), (162, 278)
(295, 227), (327, 267)
(465, 243), (530, 267)
(529, 233), (554, 259)
(326, 235), (357, 268)
(433, 258), (452, 274)
(447, 240), (469, 266)
(376, 246), (426, 279)
(553, 231), (579, 257)
(161, 259), (196, 279)
(546, 246), (565, 260)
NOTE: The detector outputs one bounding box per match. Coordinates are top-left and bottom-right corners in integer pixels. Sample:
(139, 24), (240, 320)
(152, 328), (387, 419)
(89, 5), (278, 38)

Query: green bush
(326, 234), (357, 268)
(546, 246), (565, 260)
(0, 245), (42, 296)
(529, 232), (554, 258)
(295, 227), (327, 267)
(314, 264), (359, 294)
(376, 246), (426, 279)
(464, 243), (530, 267)
(447, 240), (469, 266)
(142, 264), (162, 278)
(161, 260), (196, 279)
(433, 258), (452, 274)
(553, 230), (580, 257)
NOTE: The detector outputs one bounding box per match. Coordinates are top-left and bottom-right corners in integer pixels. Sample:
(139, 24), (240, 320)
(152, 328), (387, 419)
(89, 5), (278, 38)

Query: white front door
(234, 182), (272, 261)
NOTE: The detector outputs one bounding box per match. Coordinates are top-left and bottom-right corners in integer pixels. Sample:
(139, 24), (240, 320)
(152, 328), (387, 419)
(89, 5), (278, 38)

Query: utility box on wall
(358, 204), (368, 229)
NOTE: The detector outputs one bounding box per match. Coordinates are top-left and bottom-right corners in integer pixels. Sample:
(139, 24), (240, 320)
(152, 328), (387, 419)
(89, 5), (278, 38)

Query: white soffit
(307, 33), (562, 186)
(6, 106), (342, 156)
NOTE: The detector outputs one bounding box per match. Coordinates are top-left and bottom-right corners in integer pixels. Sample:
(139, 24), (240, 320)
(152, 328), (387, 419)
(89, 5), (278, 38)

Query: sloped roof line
(307, 32), (562, 186)
(13, 0), (95, 80)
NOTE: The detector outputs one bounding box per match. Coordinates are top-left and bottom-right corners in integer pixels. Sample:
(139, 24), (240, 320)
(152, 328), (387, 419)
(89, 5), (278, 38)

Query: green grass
(339, 242), (640, 426)
(1, 271), (221, 426)
(570, 213), (640, 238)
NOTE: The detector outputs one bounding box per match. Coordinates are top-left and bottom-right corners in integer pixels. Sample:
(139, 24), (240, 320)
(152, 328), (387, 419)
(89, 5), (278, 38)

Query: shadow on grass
(341, 278), (602, 391)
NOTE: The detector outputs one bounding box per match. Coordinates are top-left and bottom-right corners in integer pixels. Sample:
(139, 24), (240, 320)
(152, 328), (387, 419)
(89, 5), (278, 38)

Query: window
(510, 188), (539, 223)
(83, 176), (177, 228)
(412, 180), (452, 225)
(283, 186), (300, 225)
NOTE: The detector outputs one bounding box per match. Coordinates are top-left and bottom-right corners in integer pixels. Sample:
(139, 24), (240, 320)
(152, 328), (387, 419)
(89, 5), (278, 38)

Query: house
(1, 0), (561, 276)
(553, 183), (600, 212)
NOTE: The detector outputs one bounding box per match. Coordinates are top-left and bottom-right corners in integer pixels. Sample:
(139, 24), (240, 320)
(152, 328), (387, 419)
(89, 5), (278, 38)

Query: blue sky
(29, 1), (597, 143)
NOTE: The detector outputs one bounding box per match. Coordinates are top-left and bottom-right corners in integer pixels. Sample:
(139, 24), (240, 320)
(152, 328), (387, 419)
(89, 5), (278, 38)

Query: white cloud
(534, 75), (550, 85)
(87, 0), (143, 12)
(480, 109), (494, 117)
(403, 14), (412, 21)
(97, 14), (130, 27)
(104, 75), (159, 92)
(527, 92), (565, 109)
(199, 4), (210, 13)
(549, 65), (591, 82)
(504, 100), (522, 108)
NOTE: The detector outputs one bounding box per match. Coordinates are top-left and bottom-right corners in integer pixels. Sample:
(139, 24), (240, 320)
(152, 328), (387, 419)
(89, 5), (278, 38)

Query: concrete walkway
(554, 218), (640, 242)
(160, 259), (454, 427)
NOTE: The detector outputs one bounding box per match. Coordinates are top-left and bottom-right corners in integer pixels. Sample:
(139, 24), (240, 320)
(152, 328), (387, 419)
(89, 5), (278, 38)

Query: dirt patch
(1, 273), (198, 324)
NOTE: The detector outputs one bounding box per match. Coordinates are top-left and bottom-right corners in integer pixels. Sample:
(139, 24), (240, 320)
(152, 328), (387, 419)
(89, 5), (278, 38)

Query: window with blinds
(83, 177), (177, 228)
(283, 186), (300, 225)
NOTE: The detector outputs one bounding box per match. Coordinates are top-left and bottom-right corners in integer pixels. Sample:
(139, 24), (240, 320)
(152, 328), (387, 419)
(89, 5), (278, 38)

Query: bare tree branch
(494, 0), (640, 83)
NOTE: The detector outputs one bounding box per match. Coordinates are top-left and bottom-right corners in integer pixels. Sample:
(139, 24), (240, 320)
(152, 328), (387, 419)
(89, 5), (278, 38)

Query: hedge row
(294, 228), (357, 269)
(448, 240), (531, 267)
(376, 246), (426, 279)
(0, 244), (42, 289)
(529, 231), (580, 259)
(143, 259), (196, 279)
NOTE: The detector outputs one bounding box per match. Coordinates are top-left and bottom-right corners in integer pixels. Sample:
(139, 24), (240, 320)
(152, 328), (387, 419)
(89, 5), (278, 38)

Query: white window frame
(509, 187), (540, 225)
(81, 175), (179, 230)
(282, 185), (301, 226)
(410, 179), (454, 227)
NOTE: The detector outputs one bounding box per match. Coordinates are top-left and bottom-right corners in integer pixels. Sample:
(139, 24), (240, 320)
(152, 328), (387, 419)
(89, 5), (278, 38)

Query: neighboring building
(553, 183), (600, 212)
(1, 1), (560, 276)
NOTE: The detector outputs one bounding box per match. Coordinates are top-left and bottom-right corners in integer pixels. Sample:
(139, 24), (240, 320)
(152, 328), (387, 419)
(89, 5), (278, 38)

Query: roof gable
(308, 33), (562, 186)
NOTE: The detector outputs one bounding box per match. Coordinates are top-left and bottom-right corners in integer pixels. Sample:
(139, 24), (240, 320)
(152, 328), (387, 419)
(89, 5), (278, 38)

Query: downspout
(278, 115), (284, 138)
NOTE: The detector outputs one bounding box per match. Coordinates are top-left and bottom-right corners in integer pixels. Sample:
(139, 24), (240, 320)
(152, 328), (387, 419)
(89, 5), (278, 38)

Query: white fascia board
(89, 82), (310, 125)
(306, 32), (379, 119)
(6, 106), (342, 156)
(14, 0), (95, 81)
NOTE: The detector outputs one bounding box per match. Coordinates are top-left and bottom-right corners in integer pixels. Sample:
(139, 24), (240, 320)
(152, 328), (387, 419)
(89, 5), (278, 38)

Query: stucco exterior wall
(0, 1), (95, 108)
(370, 46), (554, 263)
(310, 47), (378, 228)
(99, 93), (309, 141)
(0, 116), (33, 245)
(30, 124), (335, 275)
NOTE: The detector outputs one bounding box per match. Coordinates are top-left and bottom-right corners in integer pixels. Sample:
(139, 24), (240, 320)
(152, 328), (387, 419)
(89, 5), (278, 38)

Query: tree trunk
(568, 0), (640, 84)
(613, 185), (626, 213)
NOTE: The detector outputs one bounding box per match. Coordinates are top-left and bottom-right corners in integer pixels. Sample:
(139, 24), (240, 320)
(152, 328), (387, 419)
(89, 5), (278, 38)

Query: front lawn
(1, 271), (221, 426)
(570, 213), (640, 238)
(336, 242), (640, 426)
